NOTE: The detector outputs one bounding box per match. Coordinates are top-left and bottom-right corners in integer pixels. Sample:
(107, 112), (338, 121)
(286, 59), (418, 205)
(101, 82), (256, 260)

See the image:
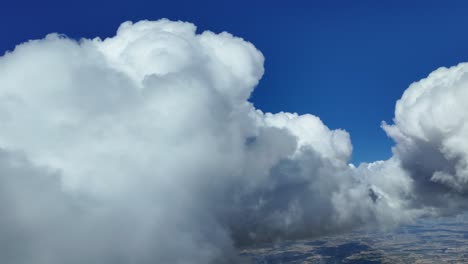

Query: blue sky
(2, 0), (468, 163)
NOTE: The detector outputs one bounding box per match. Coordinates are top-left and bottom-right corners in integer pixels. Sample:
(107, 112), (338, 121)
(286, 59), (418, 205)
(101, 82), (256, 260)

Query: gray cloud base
(0, 19), (464, 263)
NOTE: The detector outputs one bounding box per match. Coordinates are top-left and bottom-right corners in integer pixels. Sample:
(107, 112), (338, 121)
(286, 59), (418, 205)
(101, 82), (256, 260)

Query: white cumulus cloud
(0, 18), (465, 263)
(383, 63), (468, 214)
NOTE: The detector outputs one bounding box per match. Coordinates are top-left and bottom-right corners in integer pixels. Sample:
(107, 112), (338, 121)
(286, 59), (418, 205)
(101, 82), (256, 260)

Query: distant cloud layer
(0, 19), (465, 263)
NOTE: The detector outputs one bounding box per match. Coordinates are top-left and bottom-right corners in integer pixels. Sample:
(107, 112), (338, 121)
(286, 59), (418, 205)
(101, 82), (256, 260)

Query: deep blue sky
(2, 0), (468, 163)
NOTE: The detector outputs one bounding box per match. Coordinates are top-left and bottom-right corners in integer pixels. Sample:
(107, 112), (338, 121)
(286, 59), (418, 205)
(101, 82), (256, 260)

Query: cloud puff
(0, 18), (464, 263)
(383, 63), (468, 214)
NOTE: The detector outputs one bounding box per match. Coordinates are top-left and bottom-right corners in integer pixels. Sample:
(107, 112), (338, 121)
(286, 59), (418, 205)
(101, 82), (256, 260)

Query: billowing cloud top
(383, 63), (468, 211)
(0, 19), (466, 263)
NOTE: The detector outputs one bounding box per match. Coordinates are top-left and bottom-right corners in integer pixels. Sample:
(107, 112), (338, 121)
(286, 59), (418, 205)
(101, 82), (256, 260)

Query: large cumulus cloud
(0, 18), (464, 263)
(383, 63), (468, 214)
